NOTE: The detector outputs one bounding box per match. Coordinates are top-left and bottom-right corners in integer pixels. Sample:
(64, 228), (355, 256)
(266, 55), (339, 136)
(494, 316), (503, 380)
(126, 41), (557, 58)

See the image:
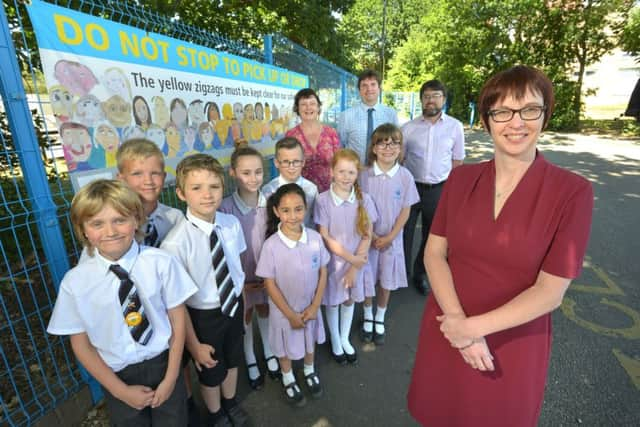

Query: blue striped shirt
(337, 102), (399, 164)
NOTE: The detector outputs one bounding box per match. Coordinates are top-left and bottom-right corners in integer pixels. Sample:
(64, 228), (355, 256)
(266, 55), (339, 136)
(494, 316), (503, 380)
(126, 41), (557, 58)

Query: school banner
(26, 0), (308, 189)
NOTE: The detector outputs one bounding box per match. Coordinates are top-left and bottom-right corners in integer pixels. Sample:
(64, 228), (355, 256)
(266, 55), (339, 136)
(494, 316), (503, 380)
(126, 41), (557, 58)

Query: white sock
(282, 369), (295, 387)
(256, 315), (278, 371)
(375, 306), (387, 334)
(363, 305), (373, 333)
(340, 304), (355, 355)
(303, 363), (314, 377)
(325, 305), (343, 355)
(243, 320), (260, 380)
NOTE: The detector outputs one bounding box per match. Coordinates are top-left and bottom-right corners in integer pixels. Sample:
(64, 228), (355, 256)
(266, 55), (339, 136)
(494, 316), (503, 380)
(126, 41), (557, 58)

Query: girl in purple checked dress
(358, 124), (419, 345)
(220, 140), (280, 390)
(314, 148), (377, 365)
(255, 183), (329, 407)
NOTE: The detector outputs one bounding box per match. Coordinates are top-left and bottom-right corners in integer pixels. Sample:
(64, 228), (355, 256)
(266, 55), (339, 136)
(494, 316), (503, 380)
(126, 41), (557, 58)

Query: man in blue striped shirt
(338, 70), (399, 164)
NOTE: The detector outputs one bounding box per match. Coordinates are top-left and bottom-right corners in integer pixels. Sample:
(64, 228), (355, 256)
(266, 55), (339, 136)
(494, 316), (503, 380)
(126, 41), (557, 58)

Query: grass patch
(579, 118), (640, 138)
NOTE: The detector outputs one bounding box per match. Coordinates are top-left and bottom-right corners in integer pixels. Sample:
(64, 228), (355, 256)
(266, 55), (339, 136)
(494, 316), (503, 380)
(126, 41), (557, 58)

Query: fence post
(263, 34), (273, 65)
(340, 72), (347, 112)
(0, 1), (103, 403)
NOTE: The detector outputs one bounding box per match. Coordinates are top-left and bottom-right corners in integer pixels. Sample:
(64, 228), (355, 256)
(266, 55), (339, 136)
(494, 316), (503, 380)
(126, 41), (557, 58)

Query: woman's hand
(436, 313), (475, 348)
(459, 337), (495, 372)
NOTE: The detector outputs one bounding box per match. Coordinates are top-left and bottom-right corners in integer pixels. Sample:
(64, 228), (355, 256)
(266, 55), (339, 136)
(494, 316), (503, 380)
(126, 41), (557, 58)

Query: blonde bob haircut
(70, 179), (145, 256)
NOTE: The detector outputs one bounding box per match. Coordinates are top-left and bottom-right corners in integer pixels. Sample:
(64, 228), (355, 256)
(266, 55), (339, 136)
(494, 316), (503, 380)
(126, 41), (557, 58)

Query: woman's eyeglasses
(374, 140), (401, 149)
(488, 106), (546, 123)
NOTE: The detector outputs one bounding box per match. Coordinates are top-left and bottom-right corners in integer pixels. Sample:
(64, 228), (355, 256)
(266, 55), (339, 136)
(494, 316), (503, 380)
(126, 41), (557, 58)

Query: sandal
(265, 356), (281, 380)
(361, 319), (374, 343)
(373, 320), (385, 345)
(283, 380), (306, 407)
(304, 372), (323, 398)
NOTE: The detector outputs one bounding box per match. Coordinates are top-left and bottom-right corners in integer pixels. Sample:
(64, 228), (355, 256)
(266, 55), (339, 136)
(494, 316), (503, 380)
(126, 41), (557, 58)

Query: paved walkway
(81, 130), (640, 426)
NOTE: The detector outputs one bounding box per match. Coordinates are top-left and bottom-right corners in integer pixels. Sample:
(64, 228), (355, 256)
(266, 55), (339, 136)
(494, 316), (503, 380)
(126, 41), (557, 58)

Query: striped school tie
(209, 228), (239, 317)
(109, 264), (153, 345)
(144, 218), (159, 247)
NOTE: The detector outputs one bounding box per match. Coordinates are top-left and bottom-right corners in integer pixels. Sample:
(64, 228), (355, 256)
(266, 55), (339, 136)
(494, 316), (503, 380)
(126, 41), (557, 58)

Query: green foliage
(337, 0), (424, 75)
(138, 0), (354, 68)
(384, 0), (633, 130)
(620, 6), (640, 59)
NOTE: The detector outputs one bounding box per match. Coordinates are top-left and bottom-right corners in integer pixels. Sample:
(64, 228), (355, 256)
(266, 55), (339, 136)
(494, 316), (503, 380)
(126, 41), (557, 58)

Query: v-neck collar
(490, 151), (545, 222)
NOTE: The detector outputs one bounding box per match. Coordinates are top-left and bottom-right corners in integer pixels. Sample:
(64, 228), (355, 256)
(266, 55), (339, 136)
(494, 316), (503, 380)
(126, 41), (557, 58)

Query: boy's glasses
(278, 159), (304, 168)
(488, 106), (546, 123)
(374, 140), (401, 149)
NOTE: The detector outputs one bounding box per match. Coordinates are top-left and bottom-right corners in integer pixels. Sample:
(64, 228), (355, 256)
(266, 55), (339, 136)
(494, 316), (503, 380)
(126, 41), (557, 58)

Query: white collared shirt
(262, 175), (318, 227)
(231, 190), (267, 215)
(47, 241), (197, 372)
(338, 102), (399, 164)
(373, 161), (400, 178)
(160, 209), (247, 310)
(148, 202), (184, 244)
(329, 184), (356, 206)
(277, 223), (309, 248)
(402, 112), (465, 184)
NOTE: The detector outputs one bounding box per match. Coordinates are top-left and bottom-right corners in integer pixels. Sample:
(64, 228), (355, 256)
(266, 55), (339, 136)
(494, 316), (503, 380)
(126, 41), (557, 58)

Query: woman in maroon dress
(407, 66), (593, 426)
(285, 88), (340, 192)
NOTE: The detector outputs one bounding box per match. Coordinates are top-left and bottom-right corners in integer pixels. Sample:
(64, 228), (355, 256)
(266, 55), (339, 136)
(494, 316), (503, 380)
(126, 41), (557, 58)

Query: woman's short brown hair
(478, 65), (555, 132)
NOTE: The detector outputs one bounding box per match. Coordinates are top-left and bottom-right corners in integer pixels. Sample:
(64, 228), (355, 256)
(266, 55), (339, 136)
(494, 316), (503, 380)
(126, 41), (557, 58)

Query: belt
(416, 180), (446, 189)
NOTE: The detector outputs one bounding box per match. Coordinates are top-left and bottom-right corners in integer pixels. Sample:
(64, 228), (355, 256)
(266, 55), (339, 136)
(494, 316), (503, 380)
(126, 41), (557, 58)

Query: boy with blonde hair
(48, 180), (196, 426)
(116, 138), (182, 247)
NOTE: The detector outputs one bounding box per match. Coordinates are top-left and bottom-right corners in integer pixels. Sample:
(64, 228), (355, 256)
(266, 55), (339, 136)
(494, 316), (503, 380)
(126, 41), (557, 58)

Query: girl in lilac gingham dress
(314, 148), (377, 365)
(220, 140), (280, 389)
(358, 124), (419, 345)
(256, 184), (329, 406)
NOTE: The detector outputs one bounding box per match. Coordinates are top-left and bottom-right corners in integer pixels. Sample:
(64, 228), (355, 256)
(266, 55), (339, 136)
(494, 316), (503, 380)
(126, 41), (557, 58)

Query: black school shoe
(265, 356), (281, 380)
(360, 319), (374, 343)
(246, 363), (264, 390)
(304, 372), (323, 398)
(344, 348), (358, 364)
(224, 404), (251, 427)
(283, 380), (307, 407)
(373, 320), (385, 345)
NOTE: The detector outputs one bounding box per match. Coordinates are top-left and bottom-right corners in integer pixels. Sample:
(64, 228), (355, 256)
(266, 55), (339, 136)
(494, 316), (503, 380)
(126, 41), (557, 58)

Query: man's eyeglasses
(278, 159), (303, 168)
(488, 106), (546, 123)
(374, 140), (401, 149)
(422, 93), (443, 101)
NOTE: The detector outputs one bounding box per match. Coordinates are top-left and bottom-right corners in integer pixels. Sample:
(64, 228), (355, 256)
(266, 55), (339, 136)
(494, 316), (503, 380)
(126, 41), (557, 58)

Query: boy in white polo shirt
(161, 154), (250, 427)
(48, 179), (196, 426)
(262, 136), (318, 226)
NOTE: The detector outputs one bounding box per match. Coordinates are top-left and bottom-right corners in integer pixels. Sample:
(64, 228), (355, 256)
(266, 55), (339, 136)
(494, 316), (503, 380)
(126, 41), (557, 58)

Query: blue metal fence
(0, 0), (356, 425)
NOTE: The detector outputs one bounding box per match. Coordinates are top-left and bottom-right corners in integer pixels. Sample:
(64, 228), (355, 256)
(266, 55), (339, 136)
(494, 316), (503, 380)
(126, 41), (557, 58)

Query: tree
(338, 0), (424, 77)
(620, 6), (640, 60)
(385, 0), (633, 130)
(138, 0), (354, 68)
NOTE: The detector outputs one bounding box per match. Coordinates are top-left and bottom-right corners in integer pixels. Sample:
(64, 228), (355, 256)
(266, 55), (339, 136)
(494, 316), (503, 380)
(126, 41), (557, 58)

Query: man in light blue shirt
(338, 70), (399, 164)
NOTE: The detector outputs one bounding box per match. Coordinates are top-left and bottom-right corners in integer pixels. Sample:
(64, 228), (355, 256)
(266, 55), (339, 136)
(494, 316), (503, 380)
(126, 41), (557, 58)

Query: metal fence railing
(0, 0), (356, 425)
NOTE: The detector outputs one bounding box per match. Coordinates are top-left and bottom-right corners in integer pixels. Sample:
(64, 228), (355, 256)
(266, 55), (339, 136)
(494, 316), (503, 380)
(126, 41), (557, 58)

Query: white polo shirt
(47, 241), (197, 372)
(262, 175), (318, 227)
(160, 210), (247, 310)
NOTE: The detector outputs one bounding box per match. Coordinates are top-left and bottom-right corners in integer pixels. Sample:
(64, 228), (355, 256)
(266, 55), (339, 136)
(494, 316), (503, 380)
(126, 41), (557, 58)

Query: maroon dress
(407, 153), (593, 427)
